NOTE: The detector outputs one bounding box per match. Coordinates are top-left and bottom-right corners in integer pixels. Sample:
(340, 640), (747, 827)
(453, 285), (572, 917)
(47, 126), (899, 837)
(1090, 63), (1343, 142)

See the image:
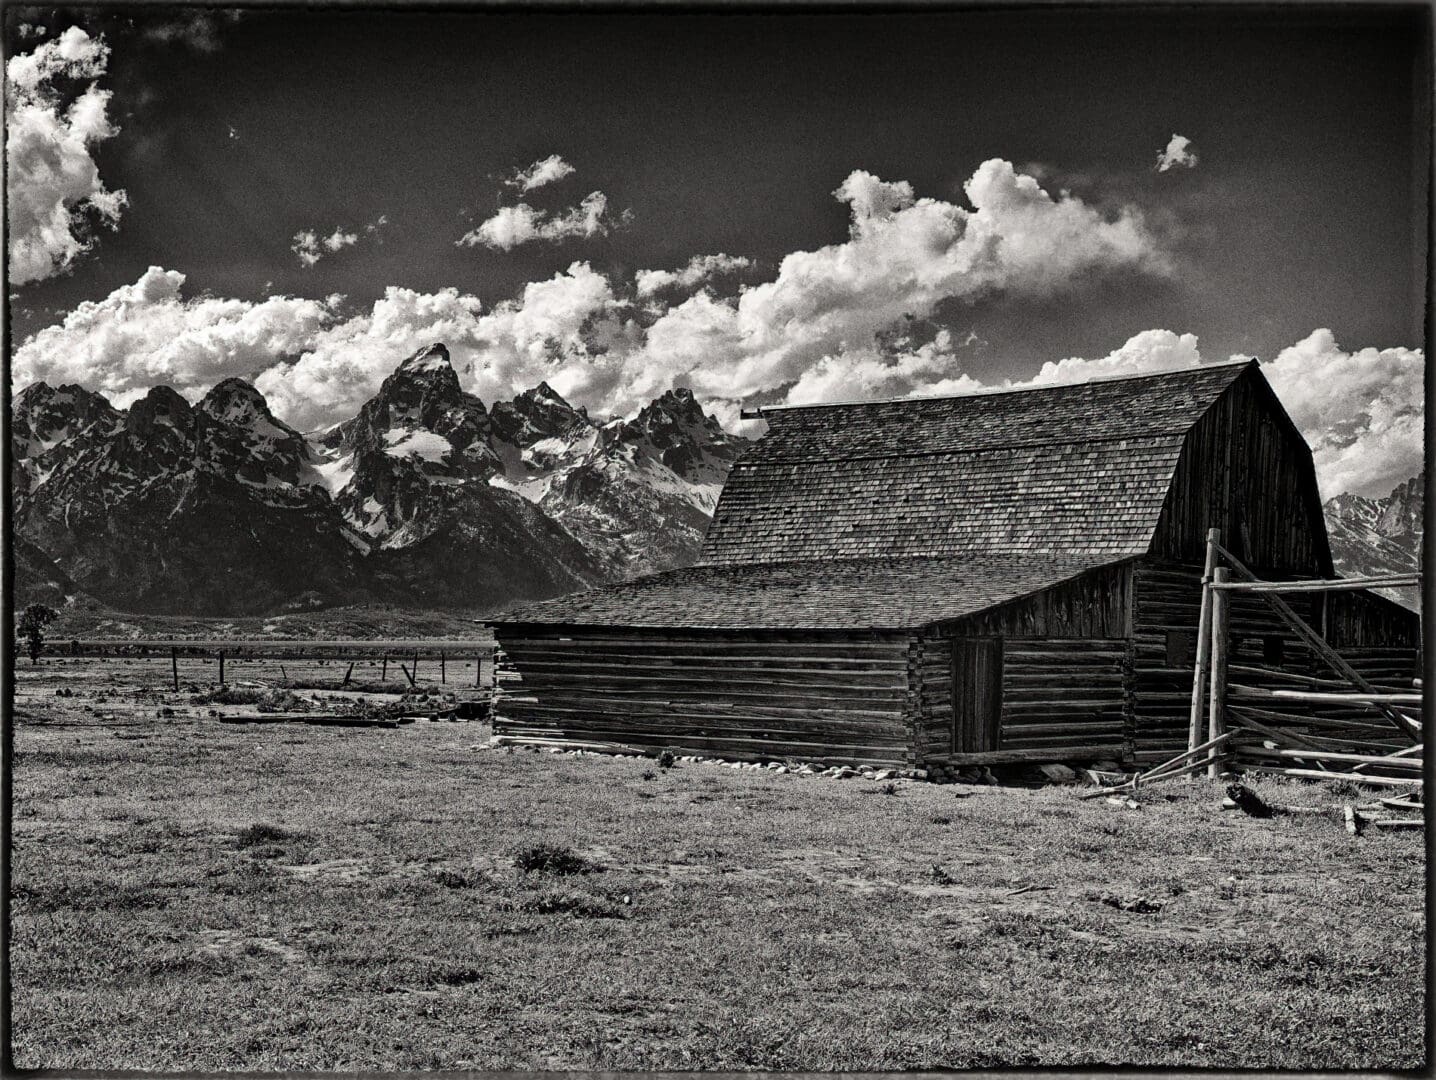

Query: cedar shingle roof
(700, 361), (1255, 565)
(489, 555), (1119, 630)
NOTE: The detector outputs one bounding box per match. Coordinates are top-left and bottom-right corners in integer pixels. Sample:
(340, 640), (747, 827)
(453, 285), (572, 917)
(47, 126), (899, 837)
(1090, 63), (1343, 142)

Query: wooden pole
(476, 654), (482, 688)
(171, 647), (179, 691)
(413, 652), (420, 684)
(382, 654), (388, 681)
(1207, 566), (1231, 778)
(1211, 542), (1421, 742)
(1188, 527), (1221, 760)
(343, 661), (354, 686)
(218, 650), (225, 685)
(441, 651), (446, 684)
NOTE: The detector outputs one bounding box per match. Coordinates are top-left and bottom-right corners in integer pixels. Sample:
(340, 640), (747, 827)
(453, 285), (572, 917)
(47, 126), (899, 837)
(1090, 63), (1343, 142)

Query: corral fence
(23, 638), (500, 691)
(1180, 527), (1422, 790)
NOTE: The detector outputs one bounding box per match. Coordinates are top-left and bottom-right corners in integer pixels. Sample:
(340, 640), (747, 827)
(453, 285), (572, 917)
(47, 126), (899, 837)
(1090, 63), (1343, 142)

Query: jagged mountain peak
(13, 381), (120, 451)
(200, 378), (304, 442)
(1324, 471), (1423, 610)
(125, 385), (196, 436)
(398, 342), (454, 374)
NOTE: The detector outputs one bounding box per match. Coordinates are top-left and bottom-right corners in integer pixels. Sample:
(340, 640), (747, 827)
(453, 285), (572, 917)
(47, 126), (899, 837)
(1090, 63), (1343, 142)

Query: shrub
(234, 822), (294, 848)
(512, 843), (597, 876)
(657, 749), (677, 770)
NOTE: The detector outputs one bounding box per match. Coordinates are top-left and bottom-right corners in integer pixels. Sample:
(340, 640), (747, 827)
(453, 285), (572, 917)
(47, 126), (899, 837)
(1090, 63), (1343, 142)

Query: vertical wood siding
(493, 628), (913, 766)
(1150, 372), (1332, 575)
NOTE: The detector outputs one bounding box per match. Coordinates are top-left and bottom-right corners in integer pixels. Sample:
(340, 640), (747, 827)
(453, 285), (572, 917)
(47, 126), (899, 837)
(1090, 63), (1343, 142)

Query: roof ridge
(752, 358), (1257, 415)
(732, 428), (1188, 468)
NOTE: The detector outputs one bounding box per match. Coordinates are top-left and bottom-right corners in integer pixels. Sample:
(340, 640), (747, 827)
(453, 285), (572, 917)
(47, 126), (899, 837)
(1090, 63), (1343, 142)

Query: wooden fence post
(476, 653), (482, 688)
(441, 651), (446, 684)
(1188, 527), (1220, 762)
(171, 647), (179, 691)
(218, 650), (225, 685)
(413, 652), (420, 683)
(382, 654), (388, 681)
(1207, 566), (1231, 778)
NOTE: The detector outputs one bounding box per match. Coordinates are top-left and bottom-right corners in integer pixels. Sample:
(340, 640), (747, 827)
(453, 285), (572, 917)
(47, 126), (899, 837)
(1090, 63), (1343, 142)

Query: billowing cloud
(1156, 133), (1198, 172)
(505, 154), (576, 193)
(457, 191), (623, 251)
(1260, 329), (1423, 500)
(6, 26), (128, 285)
(626, 159), (1167, 408)
(16, 159), (1174, 436)
(10, 266), (332, 405)
(1031, 329), (1202, 384)
(290, 216), (386, 267)
(635, 253), (753, 298)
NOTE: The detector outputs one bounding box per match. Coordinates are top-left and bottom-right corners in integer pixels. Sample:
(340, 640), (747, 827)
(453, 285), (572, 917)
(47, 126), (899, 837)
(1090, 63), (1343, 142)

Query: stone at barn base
(1037, 762), (1078, 783)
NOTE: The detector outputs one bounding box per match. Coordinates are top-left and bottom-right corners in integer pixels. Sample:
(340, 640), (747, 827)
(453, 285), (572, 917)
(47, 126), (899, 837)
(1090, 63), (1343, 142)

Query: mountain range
(11, 345), (1422, 617)
(12, 343), (742, 616)
(1323, 473), (1424, 611)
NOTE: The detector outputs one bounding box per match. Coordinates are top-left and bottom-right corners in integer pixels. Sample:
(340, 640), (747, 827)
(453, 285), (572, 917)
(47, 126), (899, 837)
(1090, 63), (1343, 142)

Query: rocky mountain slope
(1323, 473), (1423, 610)
(12, 344), (746, 617)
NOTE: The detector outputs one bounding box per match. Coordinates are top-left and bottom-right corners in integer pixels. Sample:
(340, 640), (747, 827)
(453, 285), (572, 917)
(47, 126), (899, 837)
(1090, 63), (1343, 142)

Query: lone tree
(17, 604), (58, 664)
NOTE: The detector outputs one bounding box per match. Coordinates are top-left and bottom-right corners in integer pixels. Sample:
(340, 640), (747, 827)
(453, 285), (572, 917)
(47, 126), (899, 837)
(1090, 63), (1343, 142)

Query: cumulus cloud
(15, 159), (1176, 435)
(1260, 329), (1423, 500)
(10, 266), (332, 406)
(457, 191), (623, 251)
(635, 253), (753, 298)
(505, 153), (577, 193)
(1156, 133), (1198, 172)
(5, 26), (128, 285)
(1031, 329), (1202, 384)
(626, 159), (1167, 408)
(291, 217), (386, 267)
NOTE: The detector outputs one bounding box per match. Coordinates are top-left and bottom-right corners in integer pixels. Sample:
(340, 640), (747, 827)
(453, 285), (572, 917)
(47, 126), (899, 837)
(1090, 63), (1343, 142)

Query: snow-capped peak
(398, 342), (454, 374)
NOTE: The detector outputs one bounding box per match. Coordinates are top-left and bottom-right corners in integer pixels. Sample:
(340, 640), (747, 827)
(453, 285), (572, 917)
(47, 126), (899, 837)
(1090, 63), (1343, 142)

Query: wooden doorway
(952, 637), (1003, 753)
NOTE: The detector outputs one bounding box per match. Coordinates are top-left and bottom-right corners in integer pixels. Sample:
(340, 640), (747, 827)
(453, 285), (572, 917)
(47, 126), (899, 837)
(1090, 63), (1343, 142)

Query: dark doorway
(952, 638), (1003, 753)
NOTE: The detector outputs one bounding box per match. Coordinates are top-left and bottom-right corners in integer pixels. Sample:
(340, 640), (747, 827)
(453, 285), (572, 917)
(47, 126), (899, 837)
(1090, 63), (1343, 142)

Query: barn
(488, 360), (1421, 770)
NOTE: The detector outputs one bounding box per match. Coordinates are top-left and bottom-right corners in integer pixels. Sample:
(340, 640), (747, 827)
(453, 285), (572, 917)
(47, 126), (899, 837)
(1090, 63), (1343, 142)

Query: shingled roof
(490, 555), (1118, 630)
(699, 360), (1257, 565)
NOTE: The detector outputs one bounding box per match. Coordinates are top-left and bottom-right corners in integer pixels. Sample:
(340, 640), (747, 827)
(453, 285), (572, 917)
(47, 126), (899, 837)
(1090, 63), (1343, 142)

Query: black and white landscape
(5, 4), (1428, 1074)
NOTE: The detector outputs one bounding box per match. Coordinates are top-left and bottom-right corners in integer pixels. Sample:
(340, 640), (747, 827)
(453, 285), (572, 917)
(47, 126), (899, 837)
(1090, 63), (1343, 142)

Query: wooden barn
(488, 360), (1421, 769)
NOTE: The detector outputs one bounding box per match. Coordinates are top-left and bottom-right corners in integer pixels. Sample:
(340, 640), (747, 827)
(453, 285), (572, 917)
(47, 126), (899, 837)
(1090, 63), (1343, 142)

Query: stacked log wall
(493, 628), (913, 766)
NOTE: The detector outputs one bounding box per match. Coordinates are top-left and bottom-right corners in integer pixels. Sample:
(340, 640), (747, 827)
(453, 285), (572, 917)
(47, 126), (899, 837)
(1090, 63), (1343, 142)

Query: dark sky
(5, 4), (1429, 403)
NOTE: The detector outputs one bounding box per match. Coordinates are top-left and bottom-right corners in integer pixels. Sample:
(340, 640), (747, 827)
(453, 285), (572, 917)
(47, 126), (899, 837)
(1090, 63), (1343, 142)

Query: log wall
(916, 564), (1133, 764)
(492, 627), (914, 766)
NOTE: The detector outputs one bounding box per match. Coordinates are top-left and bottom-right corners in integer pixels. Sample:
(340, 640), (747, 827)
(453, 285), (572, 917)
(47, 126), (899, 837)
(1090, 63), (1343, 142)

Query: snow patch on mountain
(383, 428), (453, 462)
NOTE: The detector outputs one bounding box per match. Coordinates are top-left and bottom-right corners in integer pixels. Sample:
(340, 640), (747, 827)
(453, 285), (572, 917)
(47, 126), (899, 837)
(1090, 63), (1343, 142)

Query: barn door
(952, 638), (1003, 753)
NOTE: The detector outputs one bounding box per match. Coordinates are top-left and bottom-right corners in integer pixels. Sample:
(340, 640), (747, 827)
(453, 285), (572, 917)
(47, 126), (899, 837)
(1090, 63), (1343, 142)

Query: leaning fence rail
(1179, 528), (1422, 786)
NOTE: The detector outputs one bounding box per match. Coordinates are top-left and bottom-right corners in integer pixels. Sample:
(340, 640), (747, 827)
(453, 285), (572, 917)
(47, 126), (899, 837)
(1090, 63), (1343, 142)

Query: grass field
(8, 659), (1426, 1071)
